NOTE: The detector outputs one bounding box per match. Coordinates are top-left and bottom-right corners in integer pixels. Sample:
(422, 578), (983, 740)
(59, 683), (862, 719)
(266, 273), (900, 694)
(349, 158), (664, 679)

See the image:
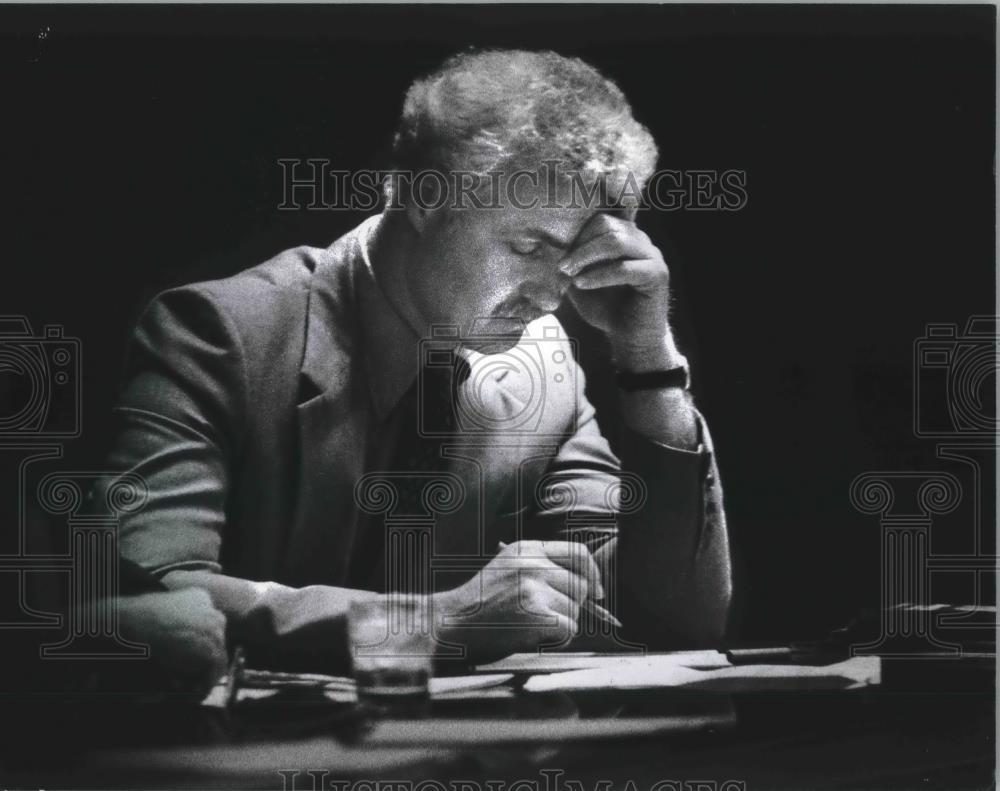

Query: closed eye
(510, 239), (545, 258)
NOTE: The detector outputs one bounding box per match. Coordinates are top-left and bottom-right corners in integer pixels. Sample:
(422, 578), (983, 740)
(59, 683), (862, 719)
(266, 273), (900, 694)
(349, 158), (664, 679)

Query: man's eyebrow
(524, 228), (574, 250)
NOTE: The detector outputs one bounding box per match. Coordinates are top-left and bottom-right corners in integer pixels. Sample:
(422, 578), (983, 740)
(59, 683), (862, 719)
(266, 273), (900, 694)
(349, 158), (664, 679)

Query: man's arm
(612, 325), (731, 647)
(611, 403), (731, 648)
(614, 329), (697, 448)
(99, 287), (378, 672)
(102, 286), (603, 668)
(539, 212), (732, 648)
(530, 348), (731, 649)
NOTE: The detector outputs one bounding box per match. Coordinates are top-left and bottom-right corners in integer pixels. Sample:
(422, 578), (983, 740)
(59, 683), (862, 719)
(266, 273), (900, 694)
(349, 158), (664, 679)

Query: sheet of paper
(522, 656), (881, 693)
(430, 673), (513, 694)
(476, 650), (731, 674)
(203, 672), (514, 706)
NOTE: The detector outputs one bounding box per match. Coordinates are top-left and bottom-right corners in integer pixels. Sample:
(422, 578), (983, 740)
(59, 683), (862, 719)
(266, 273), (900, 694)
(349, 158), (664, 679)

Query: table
(2, 662), (993, 790)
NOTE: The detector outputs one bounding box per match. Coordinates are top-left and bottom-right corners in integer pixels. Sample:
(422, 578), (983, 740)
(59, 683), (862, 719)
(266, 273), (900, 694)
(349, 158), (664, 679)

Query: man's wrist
(611, 331), (686, 373)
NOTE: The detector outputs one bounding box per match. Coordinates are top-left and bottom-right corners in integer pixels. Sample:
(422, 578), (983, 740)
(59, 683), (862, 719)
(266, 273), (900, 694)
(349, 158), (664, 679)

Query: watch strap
(616, 363), (690, 392)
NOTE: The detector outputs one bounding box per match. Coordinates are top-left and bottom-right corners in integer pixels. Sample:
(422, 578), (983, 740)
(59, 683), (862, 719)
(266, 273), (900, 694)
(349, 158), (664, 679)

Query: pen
(497, 542), (622, 629)
(581, 598), (623, 629)
(224, 645), (246, 712)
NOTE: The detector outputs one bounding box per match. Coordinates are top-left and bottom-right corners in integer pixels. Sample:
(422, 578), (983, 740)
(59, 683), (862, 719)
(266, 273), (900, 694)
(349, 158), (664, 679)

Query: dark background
(2, 4), (995, 643)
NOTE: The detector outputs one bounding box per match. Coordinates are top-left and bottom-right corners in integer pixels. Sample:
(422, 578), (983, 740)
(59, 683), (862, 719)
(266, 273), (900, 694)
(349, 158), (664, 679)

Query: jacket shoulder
(185, 245), (329, 324)
(148, 244), (353, 389)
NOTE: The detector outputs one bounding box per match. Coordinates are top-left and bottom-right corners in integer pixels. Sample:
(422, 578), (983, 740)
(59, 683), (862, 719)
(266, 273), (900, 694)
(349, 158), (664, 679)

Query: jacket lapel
(283, 244), (367, 586)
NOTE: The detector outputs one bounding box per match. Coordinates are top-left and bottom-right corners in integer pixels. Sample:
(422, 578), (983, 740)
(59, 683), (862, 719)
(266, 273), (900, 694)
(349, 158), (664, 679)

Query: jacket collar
(355, 213), (426, 419)
(300, 213), (422, 420)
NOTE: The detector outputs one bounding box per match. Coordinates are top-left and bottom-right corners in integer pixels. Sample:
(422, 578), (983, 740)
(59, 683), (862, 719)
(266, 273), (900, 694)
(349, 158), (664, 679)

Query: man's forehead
(499, 204), (594, 247)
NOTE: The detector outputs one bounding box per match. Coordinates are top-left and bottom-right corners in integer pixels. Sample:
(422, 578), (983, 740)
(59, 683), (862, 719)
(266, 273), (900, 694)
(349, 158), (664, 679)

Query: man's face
(404, 180), (594, 350)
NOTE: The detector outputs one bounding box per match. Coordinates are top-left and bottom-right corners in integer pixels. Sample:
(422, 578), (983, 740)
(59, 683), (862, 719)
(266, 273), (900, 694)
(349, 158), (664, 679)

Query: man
(102, 49), (731, 671)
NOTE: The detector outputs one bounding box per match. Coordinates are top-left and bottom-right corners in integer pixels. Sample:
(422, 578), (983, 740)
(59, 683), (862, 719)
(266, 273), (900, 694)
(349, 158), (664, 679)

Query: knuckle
(527, 592), (548, 614)
(551, 615), (578, 639)
(185, 588), (214, 607)
(520, 577), (545, 602)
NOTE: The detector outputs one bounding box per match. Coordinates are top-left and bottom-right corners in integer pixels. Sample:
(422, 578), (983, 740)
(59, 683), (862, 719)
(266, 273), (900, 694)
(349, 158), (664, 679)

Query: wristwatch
(615, 359), (690, 391)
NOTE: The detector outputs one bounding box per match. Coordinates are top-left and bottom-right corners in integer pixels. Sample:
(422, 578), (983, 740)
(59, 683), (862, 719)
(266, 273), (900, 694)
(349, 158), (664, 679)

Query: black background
(2, 4), (995, 642)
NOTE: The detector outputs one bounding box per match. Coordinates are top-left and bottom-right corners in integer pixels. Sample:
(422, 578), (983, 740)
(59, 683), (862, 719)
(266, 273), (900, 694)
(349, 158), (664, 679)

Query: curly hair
(387, 49), (658, 205)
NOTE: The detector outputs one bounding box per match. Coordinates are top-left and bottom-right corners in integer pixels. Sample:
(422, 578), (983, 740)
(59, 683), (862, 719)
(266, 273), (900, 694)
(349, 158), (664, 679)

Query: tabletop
(2, 657), (994, 791)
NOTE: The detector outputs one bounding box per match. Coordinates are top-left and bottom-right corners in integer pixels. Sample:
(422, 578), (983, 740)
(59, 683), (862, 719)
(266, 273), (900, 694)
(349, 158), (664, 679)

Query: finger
(520, 583), (581, 631)
(562, 218), (653, 277)
(207, 646), (230, 682)
(515, 562), (590, 603)
(542, 612), (579, 644)
(571, 211), (622, 248)
(493, 550), (591, 602)
(571, 258), (663, 291)
(560, 233), (654, 278)
(200, 637), (229, 679)
(541, 587), (582, 623)
(538, 541), (605, 600)
(203, 621), (229, 654)
(500, 540), (601, 598)
(173, 587), (215, 608)
(620, 205), (639, 223)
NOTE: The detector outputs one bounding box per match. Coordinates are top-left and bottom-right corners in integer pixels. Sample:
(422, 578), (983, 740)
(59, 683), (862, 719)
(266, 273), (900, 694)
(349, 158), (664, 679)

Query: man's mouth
(460, 302), (536, 351)
(493, 297), (546, 325)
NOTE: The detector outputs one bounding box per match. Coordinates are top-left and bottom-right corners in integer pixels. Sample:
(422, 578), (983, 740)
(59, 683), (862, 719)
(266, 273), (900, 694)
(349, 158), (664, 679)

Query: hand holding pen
(497, 541), (622, 630)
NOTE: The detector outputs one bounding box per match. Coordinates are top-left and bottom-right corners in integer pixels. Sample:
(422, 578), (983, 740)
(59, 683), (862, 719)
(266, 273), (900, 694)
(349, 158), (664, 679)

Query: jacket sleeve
(98, 287), (367, 672)
(529, 358), (732, 649)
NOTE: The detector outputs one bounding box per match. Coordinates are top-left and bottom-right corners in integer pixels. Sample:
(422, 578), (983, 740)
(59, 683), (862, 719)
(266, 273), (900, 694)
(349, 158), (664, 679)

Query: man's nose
(535, 271), (572, 312)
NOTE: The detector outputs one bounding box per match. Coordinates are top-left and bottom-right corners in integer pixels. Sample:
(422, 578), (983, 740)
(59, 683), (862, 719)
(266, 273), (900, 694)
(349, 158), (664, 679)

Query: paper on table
(476, 650), (731, 674)
(202, 672), (514, 706)
(522, 656), (881, 693)
(431, 673), (514, 694)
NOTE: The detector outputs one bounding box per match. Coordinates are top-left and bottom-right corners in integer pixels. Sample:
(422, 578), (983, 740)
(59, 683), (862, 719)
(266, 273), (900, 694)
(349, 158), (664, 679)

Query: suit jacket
(102, 215), (731, 670)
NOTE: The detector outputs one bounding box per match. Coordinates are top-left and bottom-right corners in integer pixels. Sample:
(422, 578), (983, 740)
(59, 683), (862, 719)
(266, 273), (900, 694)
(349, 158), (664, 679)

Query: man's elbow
(620, 570), (732, 650)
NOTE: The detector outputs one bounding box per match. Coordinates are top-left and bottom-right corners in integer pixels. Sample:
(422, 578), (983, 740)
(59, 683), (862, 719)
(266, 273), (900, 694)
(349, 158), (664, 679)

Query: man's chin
(465, 335), (522, 355)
